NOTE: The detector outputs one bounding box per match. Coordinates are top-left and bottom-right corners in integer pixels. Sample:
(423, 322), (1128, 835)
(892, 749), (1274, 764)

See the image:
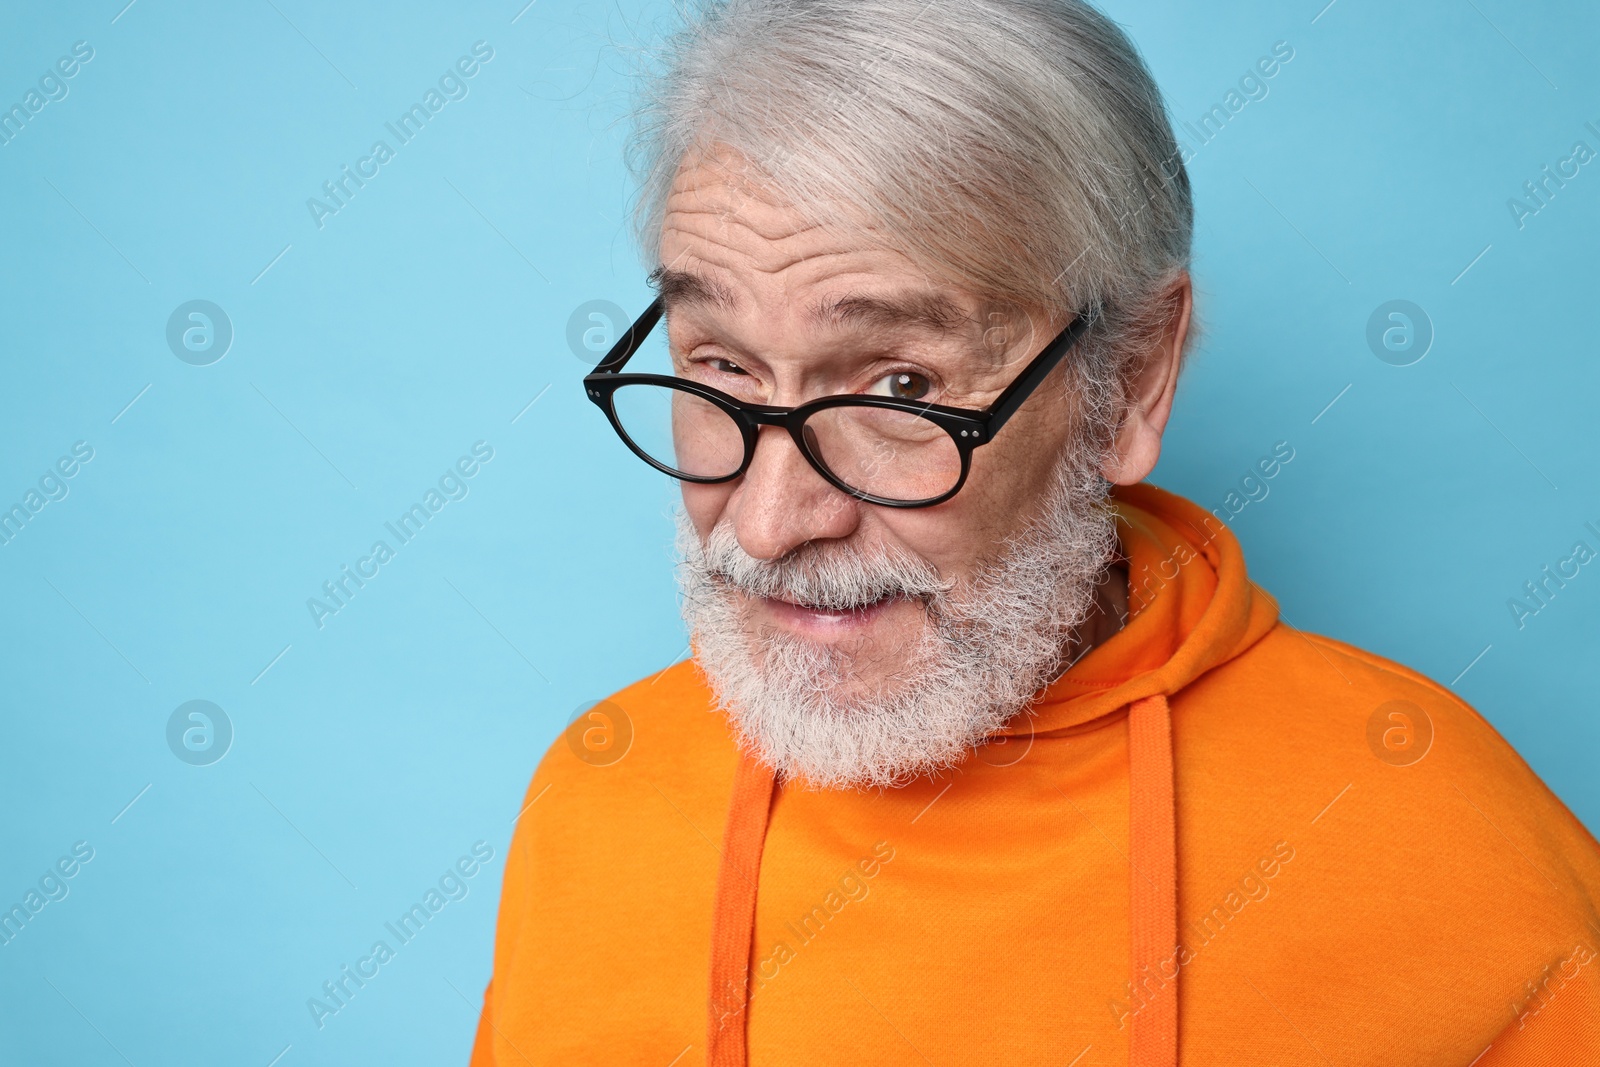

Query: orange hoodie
(472, 483), (1600, 1065)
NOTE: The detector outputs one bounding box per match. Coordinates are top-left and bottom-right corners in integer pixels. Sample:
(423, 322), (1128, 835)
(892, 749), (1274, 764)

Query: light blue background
(1, 0), (1595, 1062)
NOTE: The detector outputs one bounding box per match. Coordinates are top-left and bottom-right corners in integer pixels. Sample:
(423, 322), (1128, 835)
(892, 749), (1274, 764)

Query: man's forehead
(657, 146), (998, 338)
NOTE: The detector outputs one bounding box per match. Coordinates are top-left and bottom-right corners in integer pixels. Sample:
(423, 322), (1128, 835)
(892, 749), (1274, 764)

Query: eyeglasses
(583, 296), (1100, 508)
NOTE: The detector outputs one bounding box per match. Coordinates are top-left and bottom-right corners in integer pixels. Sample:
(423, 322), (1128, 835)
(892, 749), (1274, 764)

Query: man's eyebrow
(650, 266), (738, 312)
(650, 266), (969, 336)
(810, 291), (970, 334)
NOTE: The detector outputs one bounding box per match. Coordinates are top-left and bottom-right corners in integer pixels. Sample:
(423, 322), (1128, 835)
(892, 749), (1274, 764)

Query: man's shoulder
(1194, 621), (1573, 802)
(1190, 621), (1600, 865)
(590, 655), (735, 772)
(1177, 621), (1600, 1049)
(513, 658), (741, 853)
(487, 660), (740, 1032)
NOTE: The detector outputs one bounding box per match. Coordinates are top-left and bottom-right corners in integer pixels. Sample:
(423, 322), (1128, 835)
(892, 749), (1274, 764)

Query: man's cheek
(682, 482), (734, 538)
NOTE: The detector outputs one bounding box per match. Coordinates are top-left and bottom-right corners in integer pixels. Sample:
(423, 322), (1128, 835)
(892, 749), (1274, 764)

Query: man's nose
(728, 424), (860, 560)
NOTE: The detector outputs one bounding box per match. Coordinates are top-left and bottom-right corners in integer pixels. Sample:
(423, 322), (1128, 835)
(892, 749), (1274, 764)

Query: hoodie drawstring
(706, 693), (1178, 1067)
(707, 752), (777, 1067)
(1127, 692), (1179, 1066)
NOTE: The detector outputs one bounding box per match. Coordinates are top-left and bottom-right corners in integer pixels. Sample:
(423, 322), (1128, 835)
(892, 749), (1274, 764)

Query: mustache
(680, 519), (955, 611)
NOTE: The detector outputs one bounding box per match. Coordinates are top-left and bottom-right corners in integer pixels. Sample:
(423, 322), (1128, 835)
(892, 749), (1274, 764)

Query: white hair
(628, 0), (1194, 452)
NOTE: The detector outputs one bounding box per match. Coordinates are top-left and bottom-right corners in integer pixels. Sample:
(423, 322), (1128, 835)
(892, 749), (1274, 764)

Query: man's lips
(755, 592), (900, 634)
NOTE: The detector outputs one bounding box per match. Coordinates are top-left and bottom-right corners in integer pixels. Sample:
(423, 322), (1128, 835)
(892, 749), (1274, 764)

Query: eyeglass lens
(608, 381), (962, 501)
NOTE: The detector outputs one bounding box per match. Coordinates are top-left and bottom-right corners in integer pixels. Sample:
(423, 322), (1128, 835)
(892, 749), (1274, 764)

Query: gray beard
(675, 447), (1118, 790)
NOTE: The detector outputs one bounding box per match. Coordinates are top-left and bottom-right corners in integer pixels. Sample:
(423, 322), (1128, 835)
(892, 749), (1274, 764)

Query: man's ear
(1100, 272), (1193, 486)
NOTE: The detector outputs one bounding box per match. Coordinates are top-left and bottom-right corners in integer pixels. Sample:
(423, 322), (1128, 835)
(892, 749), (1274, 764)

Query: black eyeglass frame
(582, 296), (1102, 508)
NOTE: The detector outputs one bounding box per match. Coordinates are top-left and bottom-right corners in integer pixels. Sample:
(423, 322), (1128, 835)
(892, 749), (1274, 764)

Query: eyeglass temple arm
(982, 306), (1101, 433)
(593, 296), (665, 373)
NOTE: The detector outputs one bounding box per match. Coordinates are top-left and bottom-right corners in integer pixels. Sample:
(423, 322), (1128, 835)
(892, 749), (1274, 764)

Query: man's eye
(868, 371), (931, 401)
(707, 358), (748, 376)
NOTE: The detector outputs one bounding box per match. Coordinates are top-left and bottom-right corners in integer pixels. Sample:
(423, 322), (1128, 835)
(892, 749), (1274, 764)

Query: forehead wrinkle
(663, 176), (829, 245)
(659, 219), (841, 310)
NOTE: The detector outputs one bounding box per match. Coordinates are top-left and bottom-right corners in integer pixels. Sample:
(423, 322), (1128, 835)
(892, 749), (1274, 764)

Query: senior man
(473, 1), (1600, 1064)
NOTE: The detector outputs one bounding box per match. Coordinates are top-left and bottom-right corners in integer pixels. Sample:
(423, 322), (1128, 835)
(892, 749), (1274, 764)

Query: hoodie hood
(995, 480), (1281, 737)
